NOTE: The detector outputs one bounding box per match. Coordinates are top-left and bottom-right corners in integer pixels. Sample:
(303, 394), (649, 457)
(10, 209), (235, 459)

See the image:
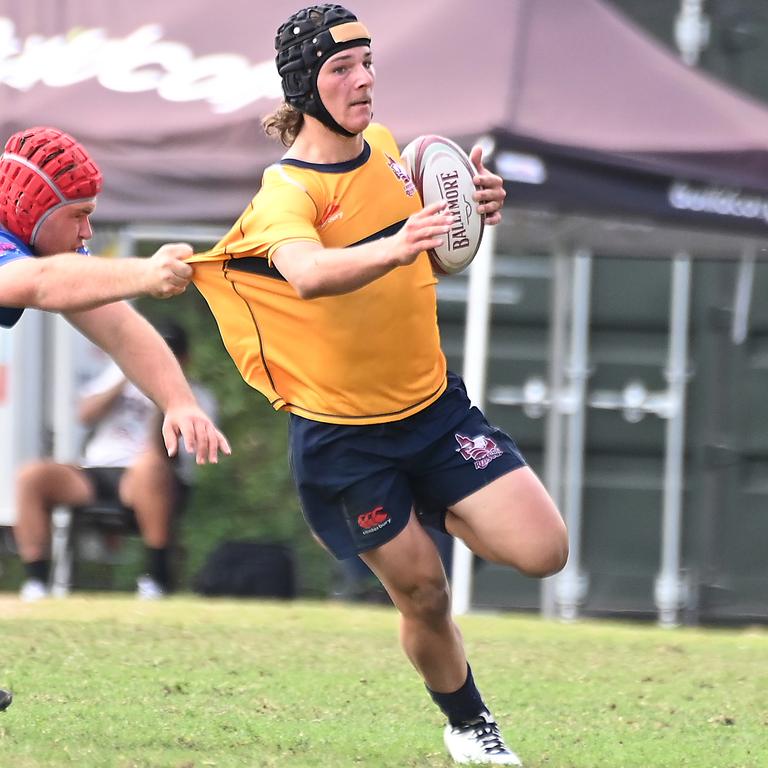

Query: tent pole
(540, 246), (570, 618)
(555, 248), (592, 621)
(731, 242), (756, 345)
(452, 224), (497, 616)
(49, 314), (80, 597)
(654, 253), (692, 627)
(0, 313), (45, 527)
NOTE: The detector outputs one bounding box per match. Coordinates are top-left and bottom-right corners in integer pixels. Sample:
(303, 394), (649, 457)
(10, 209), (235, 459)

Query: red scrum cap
(0, 126), (102, 247)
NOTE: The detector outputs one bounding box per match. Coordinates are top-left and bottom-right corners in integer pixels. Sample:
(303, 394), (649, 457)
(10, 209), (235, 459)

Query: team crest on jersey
(385, 154), (417, 197)
(455, 433), (503, 469)
(318, 200), (343, 230)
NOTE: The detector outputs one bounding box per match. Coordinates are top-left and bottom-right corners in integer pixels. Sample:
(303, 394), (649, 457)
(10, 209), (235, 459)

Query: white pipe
(674, 0), (710, 66)
(540, 248), (570, 618)
(452, 224), (497, 616)
(49, 313), (79, 596)
(555, 249), (593, 621)
(0, 312), (45, 526)
(51, 314), (79, 463)
(731, 243), (756, 345)
(655, 254), (692, 627)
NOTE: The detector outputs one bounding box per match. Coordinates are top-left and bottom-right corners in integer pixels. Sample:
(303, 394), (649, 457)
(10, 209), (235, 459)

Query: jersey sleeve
(0, 242), (29, 268)
(0, 243), (31, 328)
(189, 165), (320, 264)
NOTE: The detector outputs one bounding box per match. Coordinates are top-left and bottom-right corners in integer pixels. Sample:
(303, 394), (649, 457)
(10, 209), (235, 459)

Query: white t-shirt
(80, 362), (157, 468)
(79, 361), (218, 483)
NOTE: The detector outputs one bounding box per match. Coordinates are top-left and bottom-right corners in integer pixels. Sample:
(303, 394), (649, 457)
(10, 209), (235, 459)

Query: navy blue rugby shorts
(288, 372), (526, 560)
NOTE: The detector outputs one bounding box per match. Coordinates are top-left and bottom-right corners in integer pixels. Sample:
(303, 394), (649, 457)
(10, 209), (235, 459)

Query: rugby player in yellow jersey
(190, 5), (567, 765)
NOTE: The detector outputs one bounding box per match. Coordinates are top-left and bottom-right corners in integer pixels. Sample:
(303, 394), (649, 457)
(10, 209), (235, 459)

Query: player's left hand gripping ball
(469, 145), (506, 226)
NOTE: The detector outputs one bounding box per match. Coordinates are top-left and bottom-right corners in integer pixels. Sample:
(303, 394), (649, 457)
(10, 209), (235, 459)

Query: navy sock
(25, 560), (49, 584)
(426, 663), (487, 726)
(146, 547), (171, 591)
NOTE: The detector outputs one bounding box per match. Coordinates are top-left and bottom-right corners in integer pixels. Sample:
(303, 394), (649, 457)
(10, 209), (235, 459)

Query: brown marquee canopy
(3, 0), (768, 236)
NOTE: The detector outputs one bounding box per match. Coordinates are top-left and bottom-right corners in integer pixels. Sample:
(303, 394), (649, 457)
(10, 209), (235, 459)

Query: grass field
(0, 595), (765, 768)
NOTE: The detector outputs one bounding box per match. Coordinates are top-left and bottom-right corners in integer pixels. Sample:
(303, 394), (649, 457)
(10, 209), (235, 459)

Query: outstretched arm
(65, 302), (231, 464)
(271, 200), (453, 300)
(0, 243), (194, 311)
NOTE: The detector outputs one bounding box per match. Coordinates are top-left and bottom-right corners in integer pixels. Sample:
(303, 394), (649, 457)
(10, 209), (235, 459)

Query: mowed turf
(0, 595), (765, 767)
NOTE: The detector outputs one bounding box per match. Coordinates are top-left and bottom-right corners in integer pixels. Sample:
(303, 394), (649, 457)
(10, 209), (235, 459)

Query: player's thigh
(119, 451), (174, 508)
(361, 511), (450, 615)
(18, 461), (95, 506)
(446, 466), (568, 576)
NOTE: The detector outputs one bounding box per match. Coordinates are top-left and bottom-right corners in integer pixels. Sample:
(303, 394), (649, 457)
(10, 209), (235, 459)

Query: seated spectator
(13, 321), (217, 600)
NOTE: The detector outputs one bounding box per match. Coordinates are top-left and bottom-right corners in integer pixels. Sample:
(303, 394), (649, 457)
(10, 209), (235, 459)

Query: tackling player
(0, 125), (230, 463)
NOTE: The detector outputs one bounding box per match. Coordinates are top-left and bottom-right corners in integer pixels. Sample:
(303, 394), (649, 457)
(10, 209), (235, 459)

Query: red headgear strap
(0, 126), (102, 247)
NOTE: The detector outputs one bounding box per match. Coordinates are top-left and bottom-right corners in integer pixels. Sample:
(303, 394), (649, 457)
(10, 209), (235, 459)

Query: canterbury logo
(357, 506), (390, 532)
(455, 433), (503, 470)
(318, 200), (343, 230)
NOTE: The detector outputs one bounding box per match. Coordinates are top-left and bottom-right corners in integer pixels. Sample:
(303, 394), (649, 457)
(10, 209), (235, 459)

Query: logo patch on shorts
(357, 505), (391, 534)
(455, 433), (503, 469)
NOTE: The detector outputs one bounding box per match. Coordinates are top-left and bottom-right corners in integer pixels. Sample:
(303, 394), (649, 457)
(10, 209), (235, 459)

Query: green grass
(0, 596), (766, 767)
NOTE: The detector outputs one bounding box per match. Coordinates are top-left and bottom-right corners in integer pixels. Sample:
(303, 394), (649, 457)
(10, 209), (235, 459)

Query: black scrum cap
(275, 5), (371, 136)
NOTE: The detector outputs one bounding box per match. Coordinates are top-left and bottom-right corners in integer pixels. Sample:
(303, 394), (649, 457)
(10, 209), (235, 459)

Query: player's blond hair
(262, 103), (305, 147)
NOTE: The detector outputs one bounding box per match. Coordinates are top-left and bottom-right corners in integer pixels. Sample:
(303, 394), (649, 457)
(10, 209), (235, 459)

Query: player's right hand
(390, 201), (452, 266)
(162, 402), (232, 464)
(145, 243), (194, 298)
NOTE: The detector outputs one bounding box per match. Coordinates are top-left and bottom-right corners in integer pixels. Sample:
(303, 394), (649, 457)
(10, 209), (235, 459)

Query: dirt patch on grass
(0, 594), (30, 618)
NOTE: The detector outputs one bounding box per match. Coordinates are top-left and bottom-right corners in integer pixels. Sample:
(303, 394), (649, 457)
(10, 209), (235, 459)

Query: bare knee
(129, 453), (173, 485)
(479, 517), (569, 577)
(398, 577), (452, 623)
(121, 455), (175, 507)
(16, 462), (61, 513)
(516, 522), (569, 578)
(17, 461), (49, 495)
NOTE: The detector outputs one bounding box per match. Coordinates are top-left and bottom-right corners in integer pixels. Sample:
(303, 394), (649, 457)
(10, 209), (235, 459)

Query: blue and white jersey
(0, 227), (32, 329)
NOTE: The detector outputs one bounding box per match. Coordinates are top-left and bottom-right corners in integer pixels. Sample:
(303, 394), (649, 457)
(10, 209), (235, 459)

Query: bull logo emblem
(455, 433), (503, 469)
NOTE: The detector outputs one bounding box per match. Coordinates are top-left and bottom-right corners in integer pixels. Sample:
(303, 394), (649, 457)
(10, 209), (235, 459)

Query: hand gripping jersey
(190, 124), (447, 425)
(0, 227), (32, 328)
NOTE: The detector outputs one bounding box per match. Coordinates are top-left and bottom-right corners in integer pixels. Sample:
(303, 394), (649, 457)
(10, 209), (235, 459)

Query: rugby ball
(400, 135), (484, 275)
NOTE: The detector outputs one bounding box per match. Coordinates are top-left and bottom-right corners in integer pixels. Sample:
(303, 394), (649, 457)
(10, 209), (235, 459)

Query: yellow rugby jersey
(190, 123), (447, 425)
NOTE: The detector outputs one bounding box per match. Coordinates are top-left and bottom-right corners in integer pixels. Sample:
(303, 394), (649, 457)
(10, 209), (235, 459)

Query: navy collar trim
(280, 141), (371, 174)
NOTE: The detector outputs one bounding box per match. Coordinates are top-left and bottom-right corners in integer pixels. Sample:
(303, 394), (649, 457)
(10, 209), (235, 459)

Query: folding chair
(50, 483), (189, 595)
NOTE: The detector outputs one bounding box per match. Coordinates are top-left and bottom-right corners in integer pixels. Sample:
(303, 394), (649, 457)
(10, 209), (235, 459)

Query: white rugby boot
(19, 579), (49, 602)
(443, 710), (523, 765)
(136, 575), (167, 600)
